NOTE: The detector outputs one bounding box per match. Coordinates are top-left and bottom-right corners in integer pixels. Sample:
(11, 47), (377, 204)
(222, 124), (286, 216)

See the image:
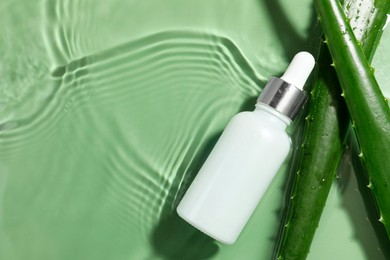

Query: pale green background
(0, 0), (389, 259)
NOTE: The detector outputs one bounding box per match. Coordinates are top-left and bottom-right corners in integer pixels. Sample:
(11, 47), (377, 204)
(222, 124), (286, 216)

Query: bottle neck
(257, 77), (307, 120)
(254, 103), (292, 128)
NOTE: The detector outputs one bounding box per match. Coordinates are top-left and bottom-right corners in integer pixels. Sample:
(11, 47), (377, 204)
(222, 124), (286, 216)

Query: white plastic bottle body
(177, 105), (291, 244)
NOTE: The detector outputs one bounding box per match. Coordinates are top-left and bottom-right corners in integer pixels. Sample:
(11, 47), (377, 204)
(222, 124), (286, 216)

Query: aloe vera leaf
(275, 1), (390, 259)
(353, 0), (390, 62)
(347, 0), (390, 253)
(350, 126), (390, 257)
(314, 0), (390, 234)
(276, 45), (347, 260)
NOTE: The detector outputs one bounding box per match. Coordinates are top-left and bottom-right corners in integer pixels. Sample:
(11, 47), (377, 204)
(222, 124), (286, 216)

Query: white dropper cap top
(280, 51), (315, 90)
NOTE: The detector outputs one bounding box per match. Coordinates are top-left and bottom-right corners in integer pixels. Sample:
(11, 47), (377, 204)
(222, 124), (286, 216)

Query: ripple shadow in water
(0, 30), (266, 259)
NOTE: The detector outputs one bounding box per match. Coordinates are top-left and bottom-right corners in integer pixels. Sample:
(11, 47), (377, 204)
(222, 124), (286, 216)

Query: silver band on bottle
(257, 77), (307, 120)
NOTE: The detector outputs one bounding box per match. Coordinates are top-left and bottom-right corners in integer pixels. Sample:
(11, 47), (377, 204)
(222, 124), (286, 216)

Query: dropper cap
(258, 52), (315, 120)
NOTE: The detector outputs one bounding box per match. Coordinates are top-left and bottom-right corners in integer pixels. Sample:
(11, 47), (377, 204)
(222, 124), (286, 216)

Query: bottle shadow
(150, 133), (222, 260)
(151, 212), (219, 260)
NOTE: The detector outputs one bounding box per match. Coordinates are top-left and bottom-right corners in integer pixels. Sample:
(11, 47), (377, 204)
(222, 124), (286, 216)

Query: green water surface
(1, 0), (389, 259)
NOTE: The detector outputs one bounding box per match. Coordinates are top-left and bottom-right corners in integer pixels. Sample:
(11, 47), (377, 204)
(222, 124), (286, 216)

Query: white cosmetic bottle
(176, 52), (315, 244)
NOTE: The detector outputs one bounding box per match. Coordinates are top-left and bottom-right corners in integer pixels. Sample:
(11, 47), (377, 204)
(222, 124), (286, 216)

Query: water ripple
(1, 30), (268, 236)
